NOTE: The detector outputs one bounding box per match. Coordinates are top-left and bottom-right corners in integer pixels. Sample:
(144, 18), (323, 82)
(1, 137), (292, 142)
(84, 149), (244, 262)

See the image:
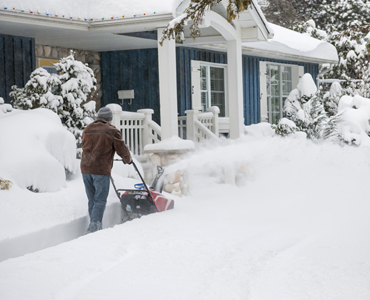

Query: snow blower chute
(111, 160), (174, 222)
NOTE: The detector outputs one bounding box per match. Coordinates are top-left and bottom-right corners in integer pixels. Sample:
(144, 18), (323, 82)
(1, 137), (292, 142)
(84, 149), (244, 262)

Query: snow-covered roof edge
(242, 23), (338, 64)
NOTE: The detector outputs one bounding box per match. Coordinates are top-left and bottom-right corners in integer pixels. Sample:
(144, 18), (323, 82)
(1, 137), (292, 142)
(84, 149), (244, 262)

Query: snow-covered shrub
(336, 95), (370, 147)
(0, 108), (77, 192)
(322, 81), (342, 117)
(272, 118), (297, 136)
(277, 73), (342, 141)
(0, 97), (13, 115)
(10, 51), (96, 145)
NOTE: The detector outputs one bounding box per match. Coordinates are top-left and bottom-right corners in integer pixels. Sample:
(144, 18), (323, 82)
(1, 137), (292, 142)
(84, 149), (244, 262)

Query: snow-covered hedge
(0, 108), (77, 192)
(10, 52), (96, 145)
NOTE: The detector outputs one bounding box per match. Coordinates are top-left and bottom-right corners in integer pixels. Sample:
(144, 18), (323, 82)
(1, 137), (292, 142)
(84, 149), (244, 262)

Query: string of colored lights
(1, 6), (158, 21)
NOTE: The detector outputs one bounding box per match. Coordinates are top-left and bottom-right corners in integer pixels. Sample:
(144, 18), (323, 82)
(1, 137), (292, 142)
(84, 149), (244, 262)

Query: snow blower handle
(113, 159), (155, 204)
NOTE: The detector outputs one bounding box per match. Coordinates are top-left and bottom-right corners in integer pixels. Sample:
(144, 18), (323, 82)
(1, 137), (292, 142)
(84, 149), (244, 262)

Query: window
(266, 64), (292, 124)
(191, 61), (227, 117)
(260, 62), (304, 124)
(200, 65), (226, 116)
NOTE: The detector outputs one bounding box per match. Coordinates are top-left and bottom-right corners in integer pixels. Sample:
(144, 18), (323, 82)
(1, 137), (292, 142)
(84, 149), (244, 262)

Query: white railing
(107, 104), (222, 156)
(178, 116), (187, 139)
(180, 106), (220, 142)
(108, 104), (161, 157)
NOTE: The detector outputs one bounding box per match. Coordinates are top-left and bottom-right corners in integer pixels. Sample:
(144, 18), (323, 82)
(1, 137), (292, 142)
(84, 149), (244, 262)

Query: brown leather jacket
(80, 119), (131, 175)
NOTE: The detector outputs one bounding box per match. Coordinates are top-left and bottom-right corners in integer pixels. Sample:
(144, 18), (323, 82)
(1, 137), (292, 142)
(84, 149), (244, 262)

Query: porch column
(157, 28), (179, 140)
(227, 37), (244, 139)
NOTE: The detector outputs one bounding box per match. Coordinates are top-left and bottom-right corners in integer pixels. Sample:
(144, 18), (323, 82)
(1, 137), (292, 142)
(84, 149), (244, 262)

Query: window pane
(200, 65), (226, 115)
(211, 92), (225, 117)
(201, 92), (208, 112)
(266, 64), (293, 124)
(201, 78), (207, 91)
(200, 66), (207, 77)
(271, 112), (280, 125)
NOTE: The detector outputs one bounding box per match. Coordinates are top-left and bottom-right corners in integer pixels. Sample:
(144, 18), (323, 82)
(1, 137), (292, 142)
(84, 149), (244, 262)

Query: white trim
(191, 60), (229, 117)
(259, 61), (303, 124)
(191, 60), (201, 110)
(259, 61), (268, 122)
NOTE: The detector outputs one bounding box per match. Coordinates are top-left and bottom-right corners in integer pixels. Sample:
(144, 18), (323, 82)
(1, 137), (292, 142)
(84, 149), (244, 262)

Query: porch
(106, 103), (234, 189)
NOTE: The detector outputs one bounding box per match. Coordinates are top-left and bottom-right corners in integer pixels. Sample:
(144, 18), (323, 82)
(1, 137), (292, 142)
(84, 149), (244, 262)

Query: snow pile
(0, 108), (77, 192)
(337, 94), (370, 146)
(0, 97), (13, 114)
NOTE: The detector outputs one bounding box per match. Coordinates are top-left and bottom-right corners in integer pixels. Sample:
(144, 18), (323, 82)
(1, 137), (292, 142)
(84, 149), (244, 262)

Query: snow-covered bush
(277, 73), (342, 141)
(272, 118), (297, 137)
(0, 97), (13, 115)
(336, 94), (370, 146)
(0, 108), (77, 192)
(10, 51), (96, 145)
(322, 81), (342, 117)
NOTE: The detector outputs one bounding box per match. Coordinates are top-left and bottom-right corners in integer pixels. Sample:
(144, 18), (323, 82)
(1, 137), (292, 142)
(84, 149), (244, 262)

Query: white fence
(108, 104), (161, 157)
(108, 104), (222, 157)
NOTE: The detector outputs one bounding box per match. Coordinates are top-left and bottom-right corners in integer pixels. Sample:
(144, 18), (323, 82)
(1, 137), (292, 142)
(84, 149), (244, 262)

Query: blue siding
(0, 34), (35, 103)
(100, 47), (319, 126)
(176, 47), (227, 116)
(242, 55), (319, 125)
(100, 49), (160, 124)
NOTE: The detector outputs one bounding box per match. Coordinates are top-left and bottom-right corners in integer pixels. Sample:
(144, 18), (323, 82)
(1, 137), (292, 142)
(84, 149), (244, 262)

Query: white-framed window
(191, 60), (228, 117)
(260, 61), (304, 124)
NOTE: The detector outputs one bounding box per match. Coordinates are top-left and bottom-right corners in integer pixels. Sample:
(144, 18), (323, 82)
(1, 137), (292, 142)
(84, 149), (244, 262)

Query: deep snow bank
(1, 137), (370, 300)
(0, 108), (77, 192)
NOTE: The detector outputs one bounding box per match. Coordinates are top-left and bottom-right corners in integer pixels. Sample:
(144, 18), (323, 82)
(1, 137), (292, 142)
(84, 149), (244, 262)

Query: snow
(244, 23), (338, 63)
(144, 135), (195, 152)
(297, 73), (318, 98)
(337, 94), (370, 146)
(1, 0), (176, 19)
(1, 109), (370, 299)
(0, 108), (77, 192)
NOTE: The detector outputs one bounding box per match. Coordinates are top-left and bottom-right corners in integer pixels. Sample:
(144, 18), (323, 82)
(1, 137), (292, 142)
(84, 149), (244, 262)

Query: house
(0, 0), (338, 141)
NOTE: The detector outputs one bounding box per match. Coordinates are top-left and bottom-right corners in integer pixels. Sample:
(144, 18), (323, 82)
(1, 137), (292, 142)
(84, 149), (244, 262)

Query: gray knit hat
(97, 107), (113, 121)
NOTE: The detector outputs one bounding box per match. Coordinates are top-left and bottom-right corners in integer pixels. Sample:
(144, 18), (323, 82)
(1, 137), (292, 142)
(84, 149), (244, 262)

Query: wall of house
(100, 49), (160, 124)
(242, 56), (319, 125)
(0, 34), (35, 104)
(100, 46), (319, 126)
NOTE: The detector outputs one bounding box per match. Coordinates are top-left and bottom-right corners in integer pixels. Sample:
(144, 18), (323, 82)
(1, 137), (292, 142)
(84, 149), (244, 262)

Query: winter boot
(85, 220), (102, 234)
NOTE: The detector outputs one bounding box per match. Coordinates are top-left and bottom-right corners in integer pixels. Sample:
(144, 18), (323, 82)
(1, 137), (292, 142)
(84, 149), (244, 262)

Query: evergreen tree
(10, 68), (58, 110)
(10, 51), (96, 145)
(160, 0), (253, 44)
(53, 52), (97, 144)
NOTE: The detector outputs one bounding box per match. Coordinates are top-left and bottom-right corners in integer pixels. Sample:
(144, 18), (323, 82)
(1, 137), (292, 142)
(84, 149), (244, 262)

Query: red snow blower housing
(111, 160), (174, 222)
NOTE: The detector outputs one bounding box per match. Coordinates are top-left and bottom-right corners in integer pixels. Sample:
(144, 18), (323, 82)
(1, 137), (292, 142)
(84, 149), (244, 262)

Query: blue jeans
(82, 174), (110, 223)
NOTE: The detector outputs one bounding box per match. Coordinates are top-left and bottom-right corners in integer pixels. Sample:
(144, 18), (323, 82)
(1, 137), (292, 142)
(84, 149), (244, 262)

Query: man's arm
(113, 130), (132, 164)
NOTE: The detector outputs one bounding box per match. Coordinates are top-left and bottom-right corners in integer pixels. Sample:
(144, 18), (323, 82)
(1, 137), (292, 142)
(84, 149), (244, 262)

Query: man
(81, 107), (131, 234)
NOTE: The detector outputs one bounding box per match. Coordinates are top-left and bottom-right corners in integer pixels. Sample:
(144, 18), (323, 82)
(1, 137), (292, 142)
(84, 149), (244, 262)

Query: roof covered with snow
(243, 23), (338, 64)
(0, 0), (179, 20)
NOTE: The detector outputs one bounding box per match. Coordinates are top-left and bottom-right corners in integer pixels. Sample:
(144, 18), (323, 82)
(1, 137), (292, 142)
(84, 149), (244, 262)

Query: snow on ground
(1, 108), (370, 299)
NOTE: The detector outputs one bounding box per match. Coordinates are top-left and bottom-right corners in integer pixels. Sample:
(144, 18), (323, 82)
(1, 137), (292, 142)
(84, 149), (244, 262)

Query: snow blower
(111, 160), (174, 223)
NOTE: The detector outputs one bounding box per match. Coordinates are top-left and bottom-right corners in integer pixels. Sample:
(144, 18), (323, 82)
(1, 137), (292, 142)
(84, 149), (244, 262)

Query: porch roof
(242, 23), (339, 64)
